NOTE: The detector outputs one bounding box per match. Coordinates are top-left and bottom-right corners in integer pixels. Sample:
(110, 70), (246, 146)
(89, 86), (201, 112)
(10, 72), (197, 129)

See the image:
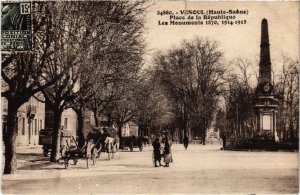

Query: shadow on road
(18, 162), (61, 170)
(16, 152), (85, 170)
(113, 163), (153, 169)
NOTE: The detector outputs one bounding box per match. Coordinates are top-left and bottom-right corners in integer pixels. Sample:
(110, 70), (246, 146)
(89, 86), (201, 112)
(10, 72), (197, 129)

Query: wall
(2, 95), (45, 146)
(61, 108), (77, 137)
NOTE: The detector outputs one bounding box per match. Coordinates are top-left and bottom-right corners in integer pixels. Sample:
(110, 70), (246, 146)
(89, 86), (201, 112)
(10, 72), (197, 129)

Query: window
(40, 120), (42, 129)
(64, 118), (68, 129)
(22, 118), (25, 135)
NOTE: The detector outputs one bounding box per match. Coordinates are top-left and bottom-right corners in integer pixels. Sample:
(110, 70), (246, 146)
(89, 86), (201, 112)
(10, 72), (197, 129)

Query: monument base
(254, 95), (279, 141)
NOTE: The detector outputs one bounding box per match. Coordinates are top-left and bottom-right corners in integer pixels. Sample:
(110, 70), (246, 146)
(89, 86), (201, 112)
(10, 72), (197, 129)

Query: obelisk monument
(254, 18), (279, 141)
(259, 18), (272, 85)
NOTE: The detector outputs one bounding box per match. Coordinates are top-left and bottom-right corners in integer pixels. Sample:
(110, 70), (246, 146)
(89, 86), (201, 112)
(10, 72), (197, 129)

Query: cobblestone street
(2, 143), (298, 194)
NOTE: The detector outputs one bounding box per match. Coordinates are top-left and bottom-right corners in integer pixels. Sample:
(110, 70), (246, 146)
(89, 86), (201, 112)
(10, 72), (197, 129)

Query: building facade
(2, 94), (45, 146)
(44, 101), (77, 138)
(122, 121), (139, 137)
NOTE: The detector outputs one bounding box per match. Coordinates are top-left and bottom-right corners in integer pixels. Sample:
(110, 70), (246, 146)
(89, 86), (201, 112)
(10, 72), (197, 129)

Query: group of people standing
(152, 134), (190, 168)
(152, 135), (172, 167)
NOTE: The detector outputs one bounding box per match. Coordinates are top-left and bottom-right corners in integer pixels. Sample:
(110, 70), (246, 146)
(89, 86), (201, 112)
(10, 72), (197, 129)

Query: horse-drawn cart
(39, 129), (73, 157)
(122, 136), (143, 152)
(40, 127), (119, 168)
(39, 128), (54, 157)
(62, 130), (96, 168)
(62, 136), (96, 169)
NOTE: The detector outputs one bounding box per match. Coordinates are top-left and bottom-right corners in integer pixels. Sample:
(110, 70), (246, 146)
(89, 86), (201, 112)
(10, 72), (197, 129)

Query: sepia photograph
(1, 1), (299, 194)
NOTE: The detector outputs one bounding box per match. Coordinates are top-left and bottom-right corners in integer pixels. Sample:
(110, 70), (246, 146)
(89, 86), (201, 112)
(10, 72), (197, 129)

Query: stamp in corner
(1, 2), (32, 52)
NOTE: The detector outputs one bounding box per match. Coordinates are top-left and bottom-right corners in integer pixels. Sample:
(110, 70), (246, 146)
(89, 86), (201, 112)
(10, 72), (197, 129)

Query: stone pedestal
(254, 96), (278, 141)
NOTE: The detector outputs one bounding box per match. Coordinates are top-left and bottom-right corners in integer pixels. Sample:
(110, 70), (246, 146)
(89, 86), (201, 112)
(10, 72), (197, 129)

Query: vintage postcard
(1, 1), (299, 194)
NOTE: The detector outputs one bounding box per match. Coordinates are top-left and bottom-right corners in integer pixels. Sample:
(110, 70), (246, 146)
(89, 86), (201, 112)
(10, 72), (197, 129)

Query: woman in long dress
(164, 137), (172, 167)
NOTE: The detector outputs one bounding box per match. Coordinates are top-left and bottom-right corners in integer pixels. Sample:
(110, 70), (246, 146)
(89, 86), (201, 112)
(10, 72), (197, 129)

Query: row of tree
(2, 1), (147, 174)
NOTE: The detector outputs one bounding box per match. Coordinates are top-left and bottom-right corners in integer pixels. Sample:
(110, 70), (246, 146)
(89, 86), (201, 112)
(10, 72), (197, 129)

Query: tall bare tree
(223, 58), (256, 139)
(38, 2), (87, 162)
(275, 56), (299, 143)
(153, 38), (226, 144)
(1, 2), (60, 174)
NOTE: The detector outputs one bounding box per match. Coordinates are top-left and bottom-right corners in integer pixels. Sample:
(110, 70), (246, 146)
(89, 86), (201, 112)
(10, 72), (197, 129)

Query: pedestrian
(152, 137), (162, 167)
(220, 131), (226, 150)
(163, 136), (172, 167)
(183, 135), (189, 150)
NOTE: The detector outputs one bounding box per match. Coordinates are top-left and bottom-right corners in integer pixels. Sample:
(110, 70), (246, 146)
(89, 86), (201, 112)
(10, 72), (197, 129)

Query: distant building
(122, 121), (139, 137)
(61, 108), (77, 137)
(83, 109), (95, 132)
(44, 101), (77, 137)
(2, 94), (45, 146)
(206, 128), (220, 140)
(98, 114), (109, 127)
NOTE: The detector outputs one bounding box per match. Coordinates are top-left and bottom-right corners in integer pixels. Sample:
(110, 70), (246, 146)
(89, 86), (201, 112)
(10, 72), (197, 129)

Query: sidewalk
(2, 144), (157, 184)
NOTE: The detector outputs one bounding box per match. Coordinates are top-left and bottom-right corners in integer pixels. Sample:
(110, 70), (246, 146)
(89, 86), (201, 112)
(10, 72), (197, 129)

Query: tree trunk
(50, 109), (63, 162)
(92, 108), (99, 127)
(182, 104), (188, 143)
(138, 125), (143, 137)
(139, 125), (147, 137)
(202, 134), (206, 145)
(202, 122), (206, 145)
(179, 119), (184, 144)
(4, 101), (19, 174)
(76, 108), (85, 148)
(118, 124), (123, 149)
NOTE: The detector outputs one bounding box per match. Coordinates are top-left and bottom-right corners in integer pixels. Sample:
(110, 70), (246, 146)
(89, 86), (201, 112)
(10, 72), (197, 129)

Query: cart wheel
(64, 160), (69, 169)
(73, 159), (77, 165)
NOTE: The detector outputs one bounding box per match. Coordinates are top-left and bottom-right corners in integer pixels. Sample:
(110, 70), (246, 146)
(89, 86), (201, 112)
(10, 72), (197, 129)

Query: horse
(103, 136), (119, 160)
(86, 126), (119, 160)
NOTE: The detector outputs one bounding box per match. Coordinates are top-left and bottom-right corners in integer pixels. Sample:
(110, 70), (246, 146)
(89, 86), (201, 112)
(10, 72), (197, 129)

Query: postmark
(1, 2), (32, 51)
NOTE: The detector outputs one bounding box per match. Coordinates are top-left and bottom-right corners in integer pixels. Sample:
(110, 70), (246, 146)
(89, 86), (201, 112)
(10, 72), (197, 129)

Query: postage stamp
(1, 2), (32, 51)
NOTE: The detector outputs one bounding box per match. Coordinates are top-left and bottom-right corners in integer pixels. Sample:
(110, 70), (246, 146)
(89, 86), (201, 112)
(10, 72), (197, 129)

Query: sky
(143, 1), (299, 72)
